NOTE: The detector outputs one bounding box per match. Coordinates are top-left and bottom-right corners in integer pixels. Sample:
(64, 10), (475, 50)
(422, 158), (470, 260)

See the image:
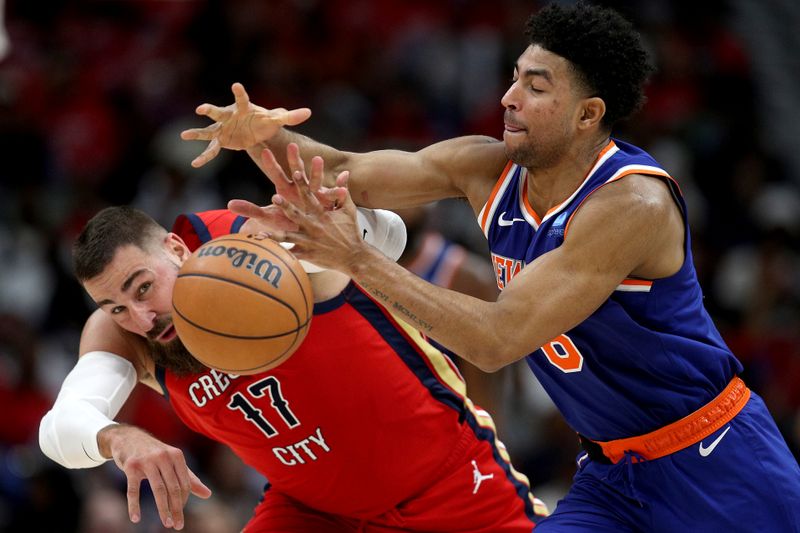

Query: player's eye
(138, 282), (151, 296)
(111, 306), (125, 315)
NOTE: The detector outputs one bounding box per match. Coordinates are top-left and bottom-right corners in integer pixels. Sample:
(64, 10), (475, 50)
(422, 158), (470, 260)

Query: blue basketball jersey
(478, 139), (742, 441)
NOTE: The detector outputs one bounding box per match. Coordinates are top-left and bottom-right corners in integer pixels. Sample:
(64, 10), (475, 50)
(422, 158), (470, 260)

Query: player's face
(501, 45), (587, 169)
(83, 238), (185, 342)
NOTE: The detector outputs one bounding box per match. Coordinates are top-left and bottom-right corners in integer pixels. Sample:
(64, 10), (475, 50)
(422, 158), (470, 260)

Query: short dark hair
(73, 206), (166, 282)
(525, 2), (653, 128)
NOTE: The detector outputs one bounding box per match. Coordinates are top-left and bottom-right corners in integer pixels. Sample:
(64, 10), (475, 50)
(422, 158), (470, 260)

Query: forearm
(348, 246), (516, 372)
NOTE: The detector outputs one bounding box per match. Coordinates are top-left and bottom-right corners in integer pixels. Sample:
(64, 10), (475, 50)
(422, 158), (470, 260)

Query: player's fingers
(194, 103), (229, 122)
(330, 171), (350, 209)
(261, 148), (292, 185)
(160, 464), (187, 530)
(272, 195), (312, 230)
(271, 107), (312, 127)
(191, 138), (221, 168)
(144, 465), (176, 529)
(179, 128), (203, 141)
(181, 122), (221, 142)
(292, 170), (325, 213)
(340, 184), (358, 215)
(188, 468), (212, 499)
(335, 170), (350, 188)
(171, 452), (192, 506)
(313, 187), (341, 209)
(309, 156), (324, 191)
(126, 474), (143, 524)
(228, 199), (266, 219)
(286, 143), (306, 182)
(231, 82), (251, 112)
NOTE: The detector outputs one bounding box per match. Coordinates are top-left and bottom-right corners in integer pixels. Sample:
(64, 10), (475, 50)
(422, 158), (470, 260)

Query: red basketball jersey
(163, 211), (524, 518)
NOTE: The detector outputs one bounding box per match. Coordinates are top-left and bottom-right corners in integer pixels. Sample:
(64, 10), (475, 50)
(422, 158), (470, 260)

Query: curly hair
(525, 2), (653, 128)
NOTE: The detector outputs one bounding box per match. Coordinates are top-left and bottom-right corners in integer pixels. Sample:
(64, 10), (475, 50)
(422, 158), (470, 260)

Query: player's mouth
(504, 122), (526, 134)
(157, 324), (178, 342)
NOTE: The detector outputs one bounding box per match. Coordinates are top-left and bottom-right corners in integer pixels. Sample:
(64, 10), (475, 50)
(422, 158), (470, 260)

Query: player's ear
(164, 233), (191, 262)
(578, 96), (606, 130)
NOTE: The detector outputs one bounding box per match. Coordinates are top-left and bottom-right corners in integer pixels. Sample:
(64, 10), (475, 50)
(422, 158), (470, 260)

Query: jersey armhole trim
(562, 168), (673, 239)
(479, 160), (515, 235)
(185, 213), (213, 244)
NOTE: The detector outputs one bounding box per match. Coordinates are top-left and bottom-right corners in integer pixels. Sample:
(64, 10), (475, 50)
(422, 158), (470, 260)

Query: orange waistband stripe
(594, 376), (750, 463)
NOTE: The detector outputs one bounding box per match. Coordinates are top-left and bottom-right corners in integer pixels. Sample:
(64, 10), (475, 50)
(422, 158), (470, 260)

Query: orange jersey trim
(479, 160), (515, 234)
(563, 167), (675, 239)
(615, 278), (654, 292)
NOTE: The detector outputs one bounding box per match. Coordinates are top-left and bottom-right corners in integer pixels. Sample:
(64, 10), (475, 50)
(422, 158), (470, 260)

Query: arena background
(0, 0), (798, 531)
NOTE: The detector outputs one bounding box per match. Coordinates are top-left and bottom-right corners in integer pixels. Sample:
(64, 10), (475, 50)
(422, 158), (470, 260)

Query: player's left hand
(180, 82), (311, 168)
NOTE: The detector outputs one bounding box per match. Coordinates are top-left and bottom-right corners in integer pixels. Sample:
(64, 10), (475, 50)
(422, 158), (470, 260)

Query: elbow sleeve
(357, 207), (407, 262)
(39, 351), (137, 469)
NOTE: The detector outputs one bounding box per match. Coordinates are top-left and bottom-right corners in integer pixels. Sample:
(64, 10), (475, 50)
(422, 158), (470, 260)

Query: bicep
(345, 136), (506, 211)
(80, 310), (153, 382)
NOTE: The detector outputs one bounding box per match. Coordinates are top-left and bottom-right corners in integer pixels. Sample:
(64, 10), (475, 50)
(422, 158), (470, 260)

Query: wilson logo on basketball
(197, 244), (283, 288)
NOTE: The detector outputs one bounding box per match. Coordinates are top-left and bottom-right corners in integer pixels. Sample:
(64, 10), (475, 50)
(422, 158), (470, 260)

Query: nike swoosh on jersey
(698, 425), (731, 457)
(497, 211), (527, 227)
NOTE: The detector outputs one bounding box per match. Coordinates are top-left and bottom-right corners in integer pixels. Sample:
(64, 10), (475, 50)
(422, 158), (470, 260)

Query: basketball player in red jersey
(39, 201), (548, 531)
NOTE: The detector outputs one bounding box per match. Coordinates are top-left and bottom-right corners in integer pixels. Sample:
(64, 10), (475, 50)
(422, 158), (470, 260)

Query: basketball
(172, 233), (313, 375)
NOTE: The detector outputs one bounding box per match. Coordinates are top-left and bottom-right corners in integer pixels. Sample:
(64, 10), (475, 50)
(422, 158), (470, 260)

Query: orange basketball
(172, 233), (313, 375)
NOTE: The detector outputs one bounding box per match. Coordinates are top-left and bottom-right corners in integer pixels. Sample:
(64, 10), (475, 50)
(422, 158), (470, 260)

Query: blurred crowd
(0, 0), (798, 531)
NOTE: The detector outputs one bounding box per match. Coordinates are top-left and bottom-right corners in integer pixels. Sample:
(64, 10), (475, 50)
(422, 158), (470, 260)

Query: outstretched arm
(261, 164), (684, 372)
(39, 311), (211, 530)
(182, 83), (507, 211)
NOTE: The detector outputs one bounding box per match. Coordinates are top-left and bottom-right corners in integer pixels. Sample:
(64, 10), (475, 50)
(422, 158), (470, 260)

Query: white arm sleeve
(39, 351), (137, 469)
(356, 208), (407, 263)
(285, 207), (408, 273)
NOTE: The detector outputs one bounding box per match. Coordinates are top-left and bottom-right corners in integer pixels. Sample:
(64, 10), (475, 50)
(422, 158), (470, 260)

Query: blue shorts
(536, 392), (800, 532)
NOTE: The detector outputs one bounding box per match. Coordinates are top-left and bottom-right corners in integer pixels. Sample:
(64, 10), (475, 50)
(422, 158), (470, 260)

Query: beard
(148, 337), (208, 377)
(504, 135), (566, 171)
(146, 316), (207, 377)
(503, 111), (571, 170)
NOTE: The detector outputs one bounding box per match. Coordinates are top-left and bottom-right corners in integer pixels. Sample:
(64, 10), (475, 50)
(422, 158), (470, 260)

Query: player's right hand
(181, 82), (311, 168)
(98, 424), (212, 530)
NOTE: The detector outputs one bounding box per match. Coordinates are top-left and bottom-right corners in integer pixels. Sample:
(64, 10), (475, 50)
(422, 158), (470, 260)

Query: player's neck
(525, 136), (610, 216)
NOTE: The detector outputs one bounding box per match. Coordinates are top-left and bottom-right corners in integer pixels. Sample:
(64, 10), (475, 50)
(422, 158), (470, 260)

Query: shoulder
(566, 173), (684, 278)
(80, 310), (156, 382)
(574, 173), (679, 228)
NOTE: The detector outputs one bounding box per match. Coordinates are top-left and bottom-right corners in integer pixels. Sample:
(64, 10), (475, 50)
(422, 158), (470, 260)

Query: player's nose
(501, 82), (519, 110)
(130, 303), (156, 333)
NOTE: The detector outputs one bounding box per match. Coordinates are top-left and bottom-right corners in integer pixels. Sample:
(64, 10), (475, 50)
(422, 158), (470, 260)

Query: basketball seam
(173, 273), (308, 337)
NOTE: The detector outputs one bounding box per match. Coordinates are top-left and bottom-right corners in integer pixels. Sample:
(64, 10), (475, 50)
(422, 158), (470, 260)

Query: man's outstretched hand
(180, 82), (311, 168)
(98, 424), (212, 530)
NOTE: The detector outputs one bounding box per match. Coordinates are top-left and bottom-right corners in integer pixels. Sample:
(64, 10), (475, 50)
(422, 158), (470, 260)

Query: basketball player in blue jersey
(183, 3), (800, 531)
